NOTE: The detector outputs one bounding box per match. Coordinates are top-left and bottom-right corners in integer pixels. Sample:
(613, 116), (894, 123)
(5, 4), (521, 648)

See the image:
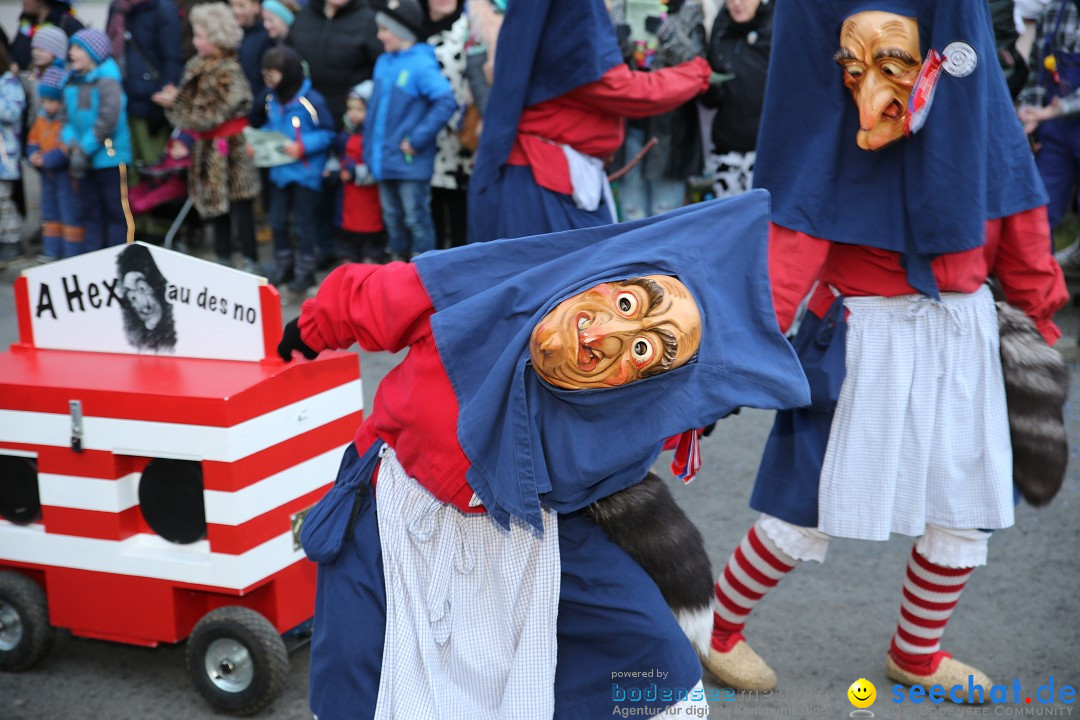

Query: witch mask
(834, 10), (921, 151)
(529, 275), (702, 390)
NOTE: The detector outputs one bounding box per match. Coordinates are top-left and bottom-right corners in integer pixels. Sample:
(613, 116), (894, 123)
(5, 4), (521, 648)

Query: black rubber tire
(0, 571), (55, 671)
(185, 606), (289, 716)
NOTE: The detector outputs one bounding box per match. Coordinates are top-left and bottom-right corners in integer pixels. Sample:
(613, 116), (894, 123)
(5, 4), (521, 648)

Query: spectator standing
(366, 0), (457, 260)
(700, 0), (773, 198)
(11, 0), (83, 72)
(462, 0), (503, 118)
(288, 0), (382, 267)
(156, 2), (261, 270)
(260, 46), (335, 293)
(261, 0), (296, 43)
(421, 0), (472, 248)
(288, 0), (383, 124)
(28, 25), (68, 79)
(335, 81), (384, 263)
(26, 66), (79, 260)
(62, 29), (134, 253)
(611, 0), (707, 220)
(107, 0), (184, 182)
(20, 26), (69, 134)
(230, 0), (273, 126)
(0, 42), (28, 262)
(1018, 0), (1080, 262)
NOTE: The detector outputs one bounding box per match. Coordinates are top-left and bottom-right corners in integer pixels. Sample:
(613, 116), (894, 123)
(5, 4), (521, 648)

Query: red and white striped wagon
(0, 244), (361, 715)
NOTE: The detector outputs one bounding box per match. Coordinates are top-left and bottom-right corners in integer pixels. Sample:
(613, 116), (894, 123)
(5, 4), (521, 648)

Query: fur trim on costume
(587, 472), (713, 654)
(997, 301), (1069, 506)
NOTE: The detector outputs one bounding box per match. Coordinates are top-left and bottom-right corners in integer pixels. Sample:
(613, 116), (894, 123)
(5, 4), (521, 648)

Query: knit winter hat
(70, 28), (111, 65)
(376, 0), (423, 42)
(38, 67), (69, 101)
(31, 26), (69, 62)
(262, 0), (295, 27)
(348, 80), (373, 103)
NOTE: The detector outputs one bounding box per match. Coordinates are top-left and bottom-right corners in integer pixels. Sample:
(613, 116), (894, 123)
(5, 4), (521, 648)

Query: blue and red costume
(467, 0), (711, 243)
(293, 192), (811, 719)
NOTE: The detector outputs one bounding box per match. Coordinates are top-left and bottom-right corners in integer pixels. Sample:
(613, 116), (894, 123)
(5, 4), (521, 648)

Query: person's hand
(152, 84), (178, 108)
(169, 142), (190, 160)
(400, 139), (416, 157)
(283, 141), (303, 158)
(29, 152), (43, 167)
(277, 318), (319, 362)
(1019, 98), (1064, 133)
(340, 168), (352, 182)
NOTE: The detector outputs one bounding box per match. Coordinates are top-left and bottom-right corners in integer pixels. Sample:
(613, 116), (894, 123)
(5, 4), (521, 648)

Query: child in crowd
(30, 26), (69, 79)
(0, 41), (28, 263)
(62, 29), (133, 254)
(335, 81), (384, 264)
(366, 0), (457, 260)
(22, 25), (70, 136)
(155, 2), (261, 271)
(230, 0), (273, 126)
(260, 45), (335, 294)
(261, 0), (295, 43)
(27, 66), (80, 261)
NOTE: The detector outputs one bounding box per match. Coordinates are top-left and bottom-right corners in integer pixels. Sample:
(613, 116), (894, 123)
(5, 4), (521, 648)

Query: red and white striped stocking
(889, 544), (973, 674)
(711, 522), (800, 652)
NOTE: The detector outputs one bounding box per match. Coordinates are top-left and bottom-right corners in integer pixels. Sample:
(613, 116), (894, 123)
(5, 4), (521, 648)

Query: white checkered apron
(817, 285), (1014, 540)
(373, 445), (561, 719)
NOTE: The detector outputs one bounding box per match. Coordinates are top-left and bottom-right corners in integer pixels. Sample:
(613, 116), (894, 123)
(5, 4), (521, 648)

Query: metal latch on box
(70, 400), (83, 452)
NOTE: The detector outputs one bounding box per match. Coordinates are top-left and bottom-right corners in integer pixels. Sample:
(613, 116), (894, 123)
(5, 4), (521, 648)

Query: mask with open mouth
(529, 275), (702, 389)
(834, 10), (921, 151)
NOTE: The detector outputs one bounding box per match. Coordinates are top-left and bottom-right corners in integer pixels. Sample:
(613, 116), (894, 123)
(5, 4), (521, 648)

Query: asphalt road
(0, 268), (1077, 720)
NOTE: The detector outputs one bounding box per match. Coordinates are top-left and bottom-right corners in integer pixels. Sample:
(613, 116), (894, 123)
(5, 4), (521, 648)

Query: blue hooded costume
(299, 191), (810, 718)
(752, 0), (1047, 298)
(744, 0), (1053, 529)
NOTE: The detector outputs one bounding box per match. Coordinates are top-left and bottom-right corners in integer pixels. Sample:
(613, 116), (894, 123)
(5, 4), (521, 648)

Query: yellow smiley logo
(848, 678), (877, 709)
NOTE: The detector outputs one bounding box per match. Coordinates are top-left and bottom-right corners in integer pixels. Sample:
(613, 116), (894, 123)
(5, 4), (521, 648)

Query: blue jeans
(616, 125), (686, 221)
(378, 179), (435, 257)
(269, 182), (319, 276)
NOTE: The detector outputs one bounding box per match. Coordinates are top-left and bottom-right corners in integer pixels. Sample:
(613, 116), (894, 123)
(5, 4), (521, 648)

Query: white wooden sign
(22, 243), (268, 362)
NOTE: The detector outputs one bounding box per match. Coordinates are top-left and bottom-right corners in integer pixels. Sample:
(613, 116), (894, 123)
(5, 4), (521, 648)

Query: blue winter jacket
(109, 0), (183, 124)
(61, 58), (133, 170)
(264, 79), (336, 191)
(364, 43), (457, 181)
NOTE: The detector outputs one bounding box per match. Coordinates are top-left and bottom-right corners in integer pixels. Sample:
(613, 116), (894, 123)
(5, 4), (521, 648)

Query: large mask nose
(580, 318), (636, 357)
(856, 71), (897, 132)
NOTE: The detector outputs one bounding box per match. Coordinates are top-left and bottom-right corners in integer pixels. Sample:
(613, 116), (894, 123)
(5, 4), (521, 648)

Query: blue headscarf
(469, 0), (623, 198)
(414, 191), (811, 531)
(753, 0), (1047, 297)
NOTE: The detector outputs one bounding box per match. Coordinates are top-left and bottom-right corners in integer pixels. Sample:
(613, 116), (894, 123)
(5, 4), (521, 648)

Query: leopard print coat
(166, 53), (260, 219)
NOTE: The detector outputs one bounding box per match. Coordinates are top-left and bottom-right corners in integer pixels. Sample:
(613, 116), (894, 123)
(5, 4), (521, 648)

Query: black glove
(277, 318), (318, 362)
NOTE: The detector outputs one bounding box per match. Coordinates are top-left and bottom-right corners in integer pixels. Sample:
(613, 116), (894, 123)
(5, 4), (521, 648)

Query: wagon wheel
(185, 606), (289, 716)
(0, 571), (55, 671)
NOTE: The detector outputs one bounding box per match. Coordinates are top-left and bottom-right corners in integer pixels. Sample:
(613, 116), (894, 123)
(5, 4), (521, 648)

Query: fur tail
(997, 301), (1070, 506)
(587, 472), (714, 655)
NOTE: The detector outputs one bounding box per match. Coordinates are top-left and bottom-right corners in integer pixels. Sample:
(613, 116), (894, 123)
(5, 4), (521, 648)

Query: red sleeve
(564, 58), (711, 119)
(769, 223), (831, 333)
(298, 262), (435, 353)
(989, 206), (1069, 345)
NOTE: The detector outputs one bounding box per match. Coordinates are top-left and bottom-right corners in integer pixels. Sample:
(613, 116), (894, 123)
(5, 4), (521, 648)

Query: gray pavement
(0, 266), (1077, 720)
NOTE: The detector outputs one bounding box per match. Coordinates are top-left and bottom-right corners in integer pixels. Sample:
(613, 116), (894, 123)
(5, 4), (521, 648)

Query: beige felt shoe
(701, 640), (778, 692)
(886, 655), (993, 704)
